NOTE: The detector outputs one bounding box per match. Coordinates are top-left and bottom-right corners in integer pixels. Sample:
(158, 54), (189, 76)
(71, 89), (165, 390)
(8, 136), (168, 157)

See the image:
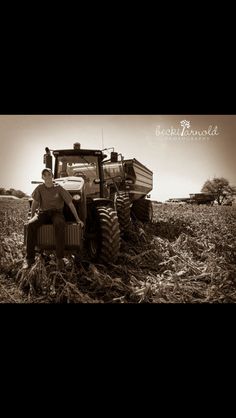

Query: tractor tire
(116, 192), (131, 233)
(131, 199), (153, 223)
(87, 206), (120, 263)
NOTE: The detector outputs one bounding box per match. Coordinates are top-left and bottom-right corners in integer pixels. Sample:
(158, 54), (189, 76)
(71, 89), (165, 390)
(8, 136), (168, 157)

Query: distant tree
(201, 177), (236, 205)
(0, 187), (6, 195)
(14, 190), (26, 198)
(4, 188), (26, 198)
(5, 188), (15, 195)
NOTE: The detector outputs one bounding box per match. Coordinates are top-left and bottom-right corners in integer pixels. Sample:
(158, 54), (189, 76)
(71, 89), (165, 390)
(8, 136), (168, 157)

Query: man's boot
(22, 258), (35, 269)
(57, 258), (65, 270)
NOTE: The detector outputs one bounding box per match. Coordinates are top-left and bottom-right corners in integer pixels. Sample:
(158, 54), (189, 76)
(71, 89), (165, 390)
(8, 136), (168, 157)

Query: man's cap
(42, 168), (53, 175)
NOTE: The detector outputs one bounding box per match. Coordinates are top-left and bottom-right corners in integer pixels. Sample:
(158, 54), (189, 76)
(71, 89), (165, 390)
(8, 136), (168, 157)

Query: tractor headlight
(73, 194), (81, 201)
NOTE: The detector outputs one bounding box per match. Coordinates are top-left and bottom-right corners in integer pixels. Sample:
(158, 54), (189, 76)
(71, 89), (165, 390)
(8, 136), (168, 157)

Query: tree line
(0, 187), (27, 198)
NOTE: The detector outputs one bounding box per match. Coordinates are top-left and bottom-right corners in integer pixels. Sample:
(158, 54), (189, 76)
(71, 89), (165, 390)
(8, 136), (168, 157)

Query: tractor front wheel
(87, 206), (120, 263)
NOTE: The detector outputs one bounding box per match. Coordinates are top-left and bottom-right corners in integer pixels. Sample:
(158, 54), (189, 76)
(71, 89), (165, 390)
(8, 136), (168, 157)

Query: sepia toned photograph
(0, 115), (235, 303)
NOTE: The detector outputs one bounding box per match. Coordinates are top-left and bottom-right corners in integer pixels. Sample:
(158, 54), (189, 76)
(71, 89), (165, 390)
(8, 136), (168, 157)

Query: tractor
(24, 143), (153, 263)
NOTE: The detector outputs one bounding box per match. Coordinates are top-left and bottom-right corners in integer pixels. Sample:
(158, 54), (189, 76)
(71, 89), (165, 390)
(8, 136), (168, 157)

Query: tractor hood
(54, 176), (84, 193)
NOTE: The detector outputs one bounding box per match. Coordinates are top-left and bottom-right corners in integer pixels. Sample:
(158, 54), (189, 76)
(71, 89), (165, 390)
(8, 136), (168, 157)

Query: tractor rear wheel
(131, 199), (153, 223)
(87, 206), (120, 263)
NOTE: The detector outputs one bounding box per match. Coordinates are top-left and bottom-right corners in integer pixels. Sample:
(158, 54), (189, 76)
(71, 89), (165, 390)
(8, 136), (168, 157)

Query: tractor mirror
(43, 154), (52, 170)
(111, 152), (118, 162)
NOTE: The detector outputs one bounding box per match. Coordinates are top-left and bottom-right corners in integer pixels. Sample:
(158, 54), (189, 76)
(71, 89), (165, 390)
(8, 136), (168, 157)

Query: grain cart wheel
(88, 206), (120, 263)
(131, 199), (153, 223)
(116, 192), (131, 233)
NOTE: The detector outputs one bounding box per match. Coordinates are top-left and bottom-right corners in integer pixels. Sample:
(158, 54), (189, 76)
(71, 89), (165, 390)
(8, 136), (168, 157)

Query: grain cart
(24, 143), (120, 263)
(102, 152), (153, 232)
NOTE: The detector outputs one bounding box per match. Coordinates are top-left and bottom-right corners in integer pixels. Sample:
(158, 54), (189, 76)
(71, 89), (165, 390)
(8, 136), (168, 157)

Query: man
(23, 168), (83, 270)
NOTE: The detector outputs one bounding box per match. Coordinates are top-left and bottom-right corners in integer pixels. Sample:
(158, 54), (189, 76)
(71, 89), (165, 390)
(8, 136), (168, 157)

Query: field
(0, 199), (236, 303)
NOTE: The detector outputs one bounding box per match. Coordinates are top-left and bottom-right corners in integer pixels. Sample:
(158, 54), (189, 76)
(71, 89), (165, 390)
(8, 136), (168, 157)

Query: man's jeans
(26, 209), (65, 259)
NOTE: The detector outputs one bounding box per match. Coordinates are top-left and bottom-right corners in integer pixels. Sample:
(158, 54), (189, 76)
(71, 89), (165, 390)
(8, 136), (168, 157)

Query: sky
(0, 115), (235, 202)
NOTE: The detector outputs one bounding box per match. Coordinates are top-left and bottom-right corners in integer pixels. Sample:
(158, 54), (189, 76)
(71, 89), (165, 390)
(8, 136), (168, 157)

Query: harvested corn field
(0, 200), (236, 303)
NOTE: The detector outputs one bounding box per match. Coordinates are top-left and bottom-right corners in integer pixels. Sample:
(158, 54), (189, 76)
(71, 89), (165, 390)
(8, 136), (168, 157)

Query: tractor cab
(44, 143), (107, 199)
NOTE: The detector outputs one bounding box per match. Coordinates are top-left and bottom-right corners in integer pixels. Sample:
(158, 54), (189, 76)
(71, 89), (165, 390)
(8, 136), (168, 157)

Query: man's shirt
(32, 183), (72, 211)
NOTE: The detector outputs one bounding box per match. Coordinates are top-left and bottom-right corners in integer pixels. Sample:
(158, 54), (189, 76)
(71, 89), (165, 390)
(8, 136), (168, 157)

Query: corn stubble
(0, 200), (236, 303)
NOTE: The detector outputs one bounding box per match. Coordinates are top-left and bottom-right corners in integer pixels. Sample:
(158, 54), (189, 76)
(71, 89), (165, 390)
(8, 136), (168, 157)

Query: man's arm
(31, 199), (39, 217)
(68, 201), (84, 226)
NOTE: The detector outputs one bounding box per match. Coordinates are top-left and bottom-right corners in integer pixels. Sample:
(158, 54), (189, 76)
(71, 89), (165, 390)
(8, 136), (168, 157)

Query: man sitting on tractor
(23, 168), (83, 270)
